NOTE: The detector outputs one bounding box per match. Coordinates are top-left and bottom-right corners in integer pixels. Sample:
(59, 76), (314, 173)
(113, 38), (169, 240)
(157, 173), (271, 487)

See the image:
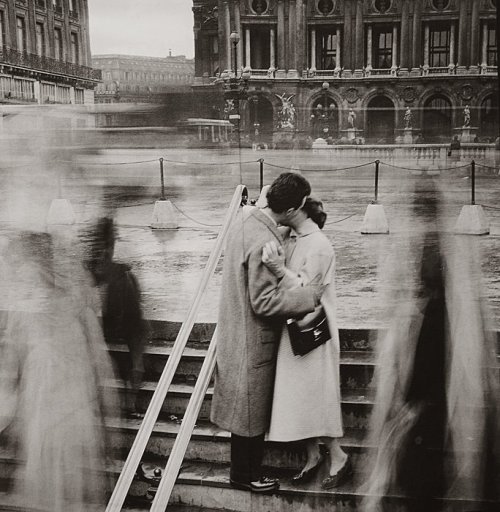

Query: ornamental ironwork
(0, 46), (101, 81)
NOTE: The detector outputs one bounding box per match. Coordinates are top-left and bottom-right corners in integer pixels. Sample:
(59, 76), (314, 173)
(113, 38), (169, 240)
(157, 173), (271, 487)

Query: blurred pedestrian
(448, 135), (461, 157)
(84, 217), (146, 419)
(0, 230), (116, 511)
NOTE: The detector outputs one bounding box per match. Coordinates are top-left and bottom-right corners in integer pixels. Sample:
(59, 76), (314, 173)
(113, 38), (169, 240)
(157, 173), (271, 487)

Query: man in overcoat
(211, 173), (323, 493)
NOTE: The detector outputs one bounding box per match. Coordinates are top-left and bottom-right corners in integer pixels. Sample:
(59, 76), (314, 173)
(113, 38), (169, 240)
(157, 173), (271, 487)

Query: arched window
(480, 94), (498, 139)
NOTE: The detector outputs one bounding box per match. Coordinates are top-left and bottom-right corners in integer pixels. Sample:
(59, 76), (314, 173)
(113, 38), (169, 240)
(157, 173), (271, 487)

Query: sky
(87, 0), (194, 59)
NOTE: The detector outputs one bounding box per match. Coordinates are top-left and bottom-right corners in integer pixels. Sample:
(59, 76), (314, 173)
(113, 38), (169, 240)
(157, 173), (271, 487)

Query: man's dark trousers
(230, 433), (266, 483)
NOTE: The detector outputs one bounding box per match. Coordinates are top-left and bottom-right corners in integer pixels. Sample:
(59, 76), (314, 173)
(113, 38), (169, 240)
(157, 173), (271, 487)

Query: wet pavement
(1, 148), (499, 328)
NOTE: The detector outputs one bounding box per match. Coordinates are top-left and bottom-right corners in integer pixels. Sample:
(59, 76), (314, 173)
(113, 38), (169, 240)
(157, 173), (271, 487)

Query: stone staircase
(1, 321), (499, 511)
(108, 322), (500, 512)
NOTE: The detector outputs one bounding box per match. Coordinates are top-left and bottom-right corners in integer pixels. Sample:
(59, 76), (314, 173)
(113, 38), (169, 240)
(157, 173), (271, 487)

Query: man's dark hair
(266, 172), (311, 213)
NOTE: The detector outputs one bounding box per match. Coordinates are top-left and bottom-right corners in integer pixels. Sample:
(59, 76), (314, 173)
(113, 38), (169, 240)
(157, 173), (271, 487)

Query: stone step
(107, 380), (374, 430)
(107, 344), (376, 390)
(146, 322), (376, 351)
(106, 417), (370, 471)
(2, 449), (497, 512)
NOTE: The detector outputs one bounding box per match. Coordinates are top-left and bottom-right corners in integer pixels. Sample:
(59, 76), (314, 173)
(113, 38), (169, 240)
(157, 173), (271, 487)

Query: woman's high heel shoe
(291, 454), (325, 485)
(321, 456), (353, 490)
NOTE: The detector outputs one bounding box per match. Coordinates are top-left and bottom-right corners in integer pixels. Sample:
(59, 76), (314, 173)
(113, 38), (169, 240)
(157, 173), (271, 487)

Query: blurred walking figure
(262, 197), (349, 489)
(361, 188), (500, 511)
(0, 230), (116, 511)
(85, 217), (146, 418)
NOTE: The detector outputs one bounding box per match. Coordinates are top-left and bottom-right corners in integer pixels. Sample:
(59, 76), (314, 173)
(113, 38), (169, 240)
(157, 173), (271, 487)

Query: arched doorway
(480, 94), (498, 141)
(310, 97), (339, 139)
(366, 96), (395, 143)
(423, 95), (452, 142)
(249, 96), (274, 145)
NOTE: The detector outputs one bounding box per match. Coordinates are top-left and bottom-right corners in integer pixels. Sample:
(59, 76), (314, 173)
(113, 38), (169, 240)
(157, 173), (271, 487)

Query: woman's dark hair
(303, 197), (327, 229)
(266, 172), (311, 213)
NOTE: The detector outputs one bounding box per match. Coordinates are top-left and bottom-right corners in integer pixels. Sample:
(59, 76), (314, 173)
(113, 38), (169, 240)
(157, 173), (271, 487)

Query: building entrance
(366, 96), (395, 143)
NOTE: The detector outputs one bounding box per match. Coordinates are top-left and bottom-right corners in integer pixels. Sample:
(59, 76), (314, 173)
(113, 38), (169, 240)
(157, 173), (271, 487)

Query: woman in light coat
(262, 197), (350, 489)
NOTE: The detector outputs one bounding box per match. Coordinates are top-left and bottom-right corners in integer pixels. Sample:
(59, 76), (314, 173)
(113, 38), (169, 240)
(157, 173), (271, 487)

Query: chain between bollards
(471, 160), (476, 206)
(159, 158), (165, 200)
(374, 160), (380, 204)
(259, 158), (264, 192)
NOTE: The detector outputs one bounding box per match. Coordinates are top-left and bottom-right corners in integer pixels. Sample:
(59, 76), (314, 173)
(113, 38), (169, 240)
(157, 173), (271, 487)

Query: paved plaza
(1, 147), (499, 328)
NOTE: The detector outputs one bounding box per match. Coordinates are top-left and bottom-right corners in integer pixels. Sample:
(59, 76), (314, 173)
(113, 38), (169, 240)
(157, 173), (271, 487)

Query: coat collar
(251, 208), (283, 241)
(291, 218), (320, 238)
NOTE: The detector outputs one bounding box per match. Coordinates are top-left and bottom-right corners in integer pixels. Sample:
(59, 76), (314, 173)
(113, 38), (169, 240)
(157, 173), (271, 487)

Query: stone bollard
(151, 157), (179, 229)
(454, 160), (489, 235)
(361, 161), (389, 234)
(361, 203), (389, 234)
(151, 199), (179, 229)
(454, 205), (489, 235)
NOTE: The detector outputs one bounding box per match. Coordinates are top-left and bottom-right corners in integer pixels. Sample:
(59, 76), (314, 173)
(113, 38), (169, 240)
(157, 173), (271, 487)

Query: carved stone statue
(276, 93), (296, 129)
(463, 105), (471, 128)
(348, 109), (356, 129)
(404, 107), (413, 129)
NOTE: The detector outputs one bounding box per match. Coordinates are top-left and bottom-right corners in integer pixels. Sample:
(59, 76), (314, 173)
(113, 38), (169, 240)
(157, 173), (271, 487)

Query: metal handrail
(150, 327), (218, 511)
(105, 184), (247, 512)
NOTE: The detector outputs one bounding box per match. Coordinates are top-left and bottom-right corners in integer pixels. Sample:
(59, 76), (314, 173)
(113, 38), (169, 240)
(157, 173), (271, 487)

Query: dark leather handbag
(287, 308), (330, 357)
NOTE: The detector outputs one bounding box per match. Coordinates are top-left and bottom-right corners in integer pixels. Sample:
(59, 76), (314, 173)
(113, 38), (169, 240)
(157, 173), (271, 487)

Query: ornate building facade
(0, 0), (99, 105)
(192, 0), (498, 144)
(92, 54), (195, 104)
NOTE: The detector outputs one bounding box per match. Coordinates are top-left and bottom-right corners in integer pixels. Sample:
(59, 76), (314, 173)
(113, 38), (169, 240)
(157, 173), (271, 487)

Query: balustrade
(0, 46), (101, 81)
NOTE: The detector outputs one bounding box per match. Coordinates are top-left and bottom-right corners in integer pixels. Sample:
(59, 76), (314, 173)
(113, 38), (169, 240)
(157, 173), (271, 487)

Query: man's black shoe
(230, 476), (280, 493)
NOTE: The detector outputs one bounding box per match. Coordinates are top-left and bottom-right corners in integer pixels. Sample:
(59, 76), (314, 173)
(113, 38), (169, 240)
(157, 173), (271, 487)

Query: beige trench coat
(211, 208), (317, 437)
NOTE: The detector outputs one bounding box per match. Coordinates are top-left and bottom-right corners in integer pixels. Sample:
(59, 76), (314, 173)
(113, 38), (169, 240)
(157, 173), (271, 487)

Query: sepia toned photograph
(0, 1), (499, 511)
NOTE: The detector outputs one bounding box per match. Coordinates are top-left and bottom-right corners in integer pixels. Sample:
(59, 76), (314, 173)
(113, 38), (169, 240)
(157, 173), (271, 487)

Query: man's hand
(262, 241), (286, 279)
(311, 284), (327, 307)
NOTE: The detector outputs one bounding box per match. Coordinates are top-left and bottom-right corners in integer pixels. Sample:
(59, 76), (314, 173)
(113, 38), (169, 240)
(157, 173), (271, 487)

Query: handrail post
(374, 160), (380, 203)
(259, 158), (264, 192)
(471, 160), (476, 205)
(159, 157), (165, 200)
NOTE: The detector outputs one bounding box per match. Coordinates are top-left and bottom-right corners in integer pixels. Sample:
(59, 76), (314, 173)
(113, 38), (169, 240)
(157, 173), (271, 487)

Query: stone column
(449, 22), (455, 67)
(310, 28), (317, 71)
(245, 27), (251, 69)
(343, 0), (353, 73)
(354, 0), (364, 74)
(411, 0), (422, 73)
(277, 0), (286, 75)
(234, 1), (242, 70)
(400, 0), (410, 73)
(481, 22), (488, 68)
(270, 27), (276, 70)
(223, 1), (231, 72)
(366, 24), (373, 71)
(423, 24), (430, 72)
(288, 0), (298, 76)
(336, 27), (341, 70)
(296, 0), (304, 74)
(470, 0), (480, 71)
(392, 25), (398, 71)
(457, 0), (468, 70)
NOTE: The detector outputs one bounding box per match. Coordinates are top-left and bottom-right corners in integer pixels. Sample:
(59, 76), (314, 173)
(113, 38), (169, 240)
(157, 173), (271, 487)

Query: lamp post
(230, 31), (240, 77)
(224, 32), (249, 145)
(322, 81), (330, 138)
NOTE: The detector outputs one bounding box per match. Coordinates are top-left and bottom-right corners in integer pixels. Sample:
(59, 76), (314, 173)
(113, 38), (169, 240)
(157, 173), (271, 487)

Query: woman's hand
(262, 241), (286, 279)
